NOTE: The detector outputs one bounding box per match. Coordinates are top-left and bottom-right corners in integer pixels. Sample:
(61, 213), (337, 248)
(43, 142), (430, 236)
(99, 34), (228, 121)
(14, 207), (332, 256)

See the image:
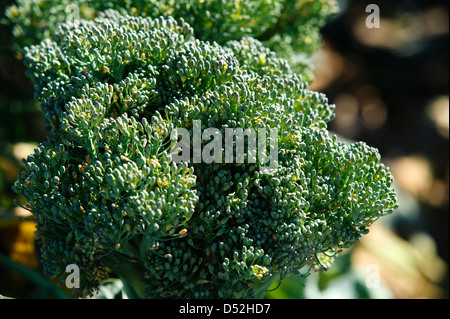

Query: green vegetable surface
(5, 0), (338, 80)
(12, 6), (397, 299)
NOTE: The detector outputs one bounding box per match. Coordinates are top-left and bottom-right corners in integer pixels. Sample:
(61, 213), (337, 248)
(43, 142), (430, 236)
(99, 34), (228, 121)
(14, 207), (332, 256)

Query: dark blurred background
(0, 0), (448, 299)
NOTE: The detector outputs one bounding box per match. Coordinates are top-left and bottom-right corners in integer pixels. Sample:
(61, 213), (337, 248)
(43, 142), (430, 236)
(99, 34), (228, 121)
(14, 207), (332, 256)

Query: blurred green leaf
(0, 253), (71, 299)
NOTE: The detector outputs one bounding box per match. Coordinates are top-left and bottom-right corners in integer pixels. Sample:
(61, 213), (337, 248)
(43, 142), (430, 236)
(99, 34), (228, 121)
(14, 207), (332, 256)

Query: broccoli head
(13, 12), (398, 298)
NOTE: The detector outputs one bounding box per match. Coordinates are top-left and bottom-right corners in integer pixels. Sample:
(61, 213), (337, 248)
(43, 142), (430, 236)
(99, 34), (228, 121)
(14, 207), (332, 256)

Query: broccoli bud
(13, 11), (397, 298)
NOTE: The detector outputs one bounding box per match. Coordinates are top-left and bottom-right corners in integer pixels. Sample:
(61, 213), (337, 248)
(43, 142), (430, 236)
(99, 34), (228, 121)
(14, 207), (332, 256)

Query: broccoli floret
(13, 12), (397, 298)
(5, 0), (338, 80)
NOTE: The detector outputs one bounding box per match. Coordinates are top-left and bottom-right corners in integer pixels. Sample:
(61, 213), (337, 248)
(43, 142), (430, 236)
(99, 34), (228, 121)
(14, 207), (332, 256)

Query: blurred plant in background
(0, 0), (448, 299)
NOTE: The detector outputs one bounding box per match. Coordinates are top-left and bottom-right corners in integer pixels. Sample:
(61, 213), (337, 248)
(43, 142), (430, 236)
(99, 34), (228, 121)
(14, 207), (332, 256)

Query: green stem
(103, 253), (147, 299)
(253, 272), (280, 299)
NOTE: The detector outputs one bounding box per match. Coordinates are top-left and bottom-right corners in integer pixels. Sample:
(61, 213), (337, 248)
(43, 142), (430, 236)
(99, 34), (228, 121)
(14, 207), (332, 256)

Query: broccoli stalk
(13, 10), (398, 299)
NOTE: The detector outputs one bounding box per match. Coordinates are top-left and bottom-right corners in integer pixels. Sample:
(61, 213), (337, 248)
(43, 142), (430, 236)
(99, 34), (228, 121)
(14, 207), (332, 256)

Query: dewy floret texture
(14, 12), (398, 298)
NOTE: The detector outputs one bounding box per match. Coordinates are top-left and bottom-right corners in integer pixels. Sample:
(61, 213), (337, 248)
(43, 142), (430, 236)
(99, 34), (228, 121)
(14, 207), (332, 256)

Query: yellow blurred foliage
(352, 224), (447, 299)
(0, 208), (38, 269)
